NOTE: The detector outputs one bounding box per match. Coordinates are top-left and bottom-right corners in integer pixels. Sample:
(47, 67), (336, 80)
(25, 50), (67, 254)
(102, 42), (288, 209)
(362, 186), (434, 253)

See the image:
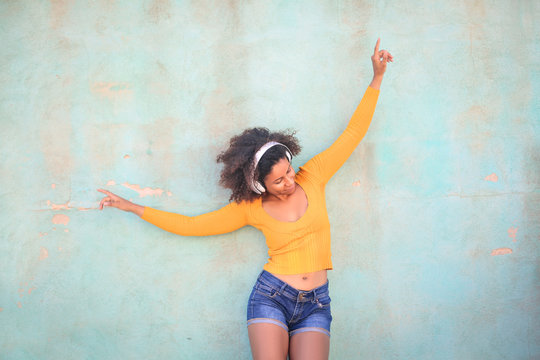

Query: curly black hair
(216, 127), (301, 203)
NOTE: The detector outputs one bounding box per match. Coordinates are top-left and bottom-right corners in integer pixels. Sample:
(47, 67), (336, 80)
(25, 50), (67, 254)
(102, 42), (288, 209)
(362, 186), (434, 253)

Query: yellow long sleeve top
(141, 86), (380, 274)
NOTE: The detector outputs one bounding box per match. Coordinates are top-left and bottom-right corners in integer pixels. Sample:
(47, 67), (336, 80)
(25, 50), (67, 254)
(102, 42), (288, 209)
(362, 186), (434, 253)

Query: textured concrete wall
(1, 1), (539, 359)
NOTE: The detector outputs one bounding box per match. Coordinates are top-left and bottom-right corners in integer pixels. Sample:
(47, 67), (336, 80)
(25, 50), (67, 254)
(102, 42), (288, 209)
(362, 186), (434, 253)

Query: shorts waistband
(256, 270), (329, 301)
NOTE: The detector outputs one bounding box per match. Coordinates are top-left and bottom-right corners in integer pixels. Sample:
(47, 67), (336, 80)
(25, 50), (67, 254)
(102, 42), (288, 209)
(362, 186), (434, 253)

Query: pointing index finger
(374, 38), (380, 56)
(98, 189), (112, 196)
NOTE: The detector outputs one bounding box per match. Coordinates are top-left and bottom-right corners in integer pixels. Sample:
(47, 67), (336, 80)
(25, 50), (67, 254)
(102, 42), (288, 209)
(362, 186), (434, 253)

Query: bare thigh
(248, 323), (289, 360)
(289, 331), (330, 360)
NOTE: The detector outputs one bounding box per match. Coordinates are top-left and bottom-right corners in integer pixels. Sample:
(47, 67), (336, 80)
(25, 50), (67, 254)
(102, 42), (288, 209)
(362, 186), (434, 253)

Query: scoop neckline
(259, 182), (311, 224)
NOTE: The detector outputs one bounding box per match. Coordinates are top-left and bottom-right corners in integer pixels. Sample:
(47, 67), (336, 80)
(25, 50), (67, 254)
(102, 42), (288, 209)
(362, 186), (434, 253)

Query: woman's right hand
(98, 189), (144, 216)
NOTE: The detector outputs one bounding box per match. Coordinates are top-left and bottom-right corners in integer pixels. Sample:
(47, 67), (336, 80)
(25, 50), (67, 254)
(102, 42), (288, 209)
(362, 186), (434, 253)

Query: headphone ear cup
(254, 181), (265, 194)
(285, 150), (292, 162)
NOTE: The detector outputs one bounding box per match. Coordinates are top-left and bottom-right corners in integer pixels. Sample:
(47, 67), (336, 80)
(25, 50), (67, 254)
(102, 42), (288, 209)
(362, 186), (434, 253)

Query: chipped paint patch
(0, 307), (3, 312)
(508, 227), (518, 242)
(491, 248), (512, 256)
(17, 302), (22, 308)
(122, 182), (164, 197)
(167, 191), (172, 196)
(51, 183), (56, 189)
(49, 201), (71, 210)
(352, 181), (361, 187)
(484, 173), (498, 182)
(106, 180), (116, 186)
(52, 214), (70, 225)
(123, 154), (130, 159)
(28, 287), (36, 295)
(39, 232), (48, 237)
(40, 247), (49, 260)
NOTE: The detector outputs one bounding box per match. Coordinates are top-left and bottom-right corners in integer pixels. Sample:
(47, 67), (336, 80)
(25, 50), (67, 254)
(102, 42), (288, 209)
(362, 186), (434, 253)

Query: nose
(284, 175), (294, 186)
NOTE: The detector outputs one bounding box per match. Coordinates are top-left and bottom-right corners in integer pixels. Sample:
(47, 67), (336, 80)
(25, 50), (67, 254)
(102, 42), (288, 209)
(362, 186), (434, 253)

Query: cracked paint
(491, 248), (512, 256)
(484, 173), (498, 182)
(48, 200), (71, 210)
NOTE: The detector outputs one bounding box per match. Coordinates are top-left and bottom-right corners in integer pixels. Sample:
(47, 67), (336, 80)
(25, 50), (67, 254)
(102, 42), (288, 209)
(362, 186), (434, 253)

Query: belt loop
(278, 282), (288, 296)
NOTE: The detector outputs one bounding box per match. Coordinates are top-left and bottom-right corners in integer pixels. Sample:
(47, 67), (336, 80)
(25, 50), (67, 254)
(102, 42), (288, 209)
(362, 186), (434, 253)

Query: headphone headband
(248, 141), (292, 194)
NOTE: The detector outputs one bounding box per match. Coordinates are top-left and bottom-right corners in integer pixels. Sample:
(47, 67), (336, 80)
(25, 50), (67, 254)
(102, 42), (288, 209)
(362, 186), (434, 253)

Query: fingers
(377, 50), (393, 62)
(98, 189), (115, 210)
(98, 188), (112, 196)
(373, 38), (380, 56)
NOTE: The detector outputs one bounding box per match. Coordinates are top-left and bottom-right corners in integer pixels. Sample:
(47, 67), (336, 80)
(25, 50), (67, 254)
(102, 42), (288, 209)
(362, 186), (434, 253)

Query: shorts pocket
(255, 282), (280, 299)
(315, 291), (331, 308)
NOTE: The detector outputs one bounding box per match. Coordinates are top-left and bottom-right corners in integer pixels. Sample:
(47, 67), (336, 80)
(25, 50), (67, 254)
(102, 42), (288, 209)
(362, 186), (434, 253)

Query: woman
(99, 38), (392, 360)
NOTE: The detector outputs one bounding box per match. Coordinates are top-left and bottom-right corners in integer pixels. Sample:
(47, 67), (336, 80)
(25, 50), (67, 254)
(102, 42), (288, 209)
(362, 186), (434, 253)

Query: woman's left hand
(372, 38), (393, 77)
(370, 38), (393, 89)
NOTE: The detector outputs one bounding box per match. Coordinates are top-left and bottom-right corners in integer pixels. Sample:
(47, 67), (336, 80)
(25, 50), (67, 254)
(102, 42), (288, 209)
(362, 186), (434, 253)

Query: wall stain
(39, 247), (49, 260)
(147, 0), (171, 24)
(508, 227), (518, 242)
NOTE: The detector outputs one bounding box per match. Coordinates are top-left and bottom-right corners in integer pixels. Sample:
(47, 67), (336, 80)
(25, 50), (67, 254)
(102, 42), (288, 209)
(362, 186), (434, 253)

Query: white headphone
(249, 141), (292, 194)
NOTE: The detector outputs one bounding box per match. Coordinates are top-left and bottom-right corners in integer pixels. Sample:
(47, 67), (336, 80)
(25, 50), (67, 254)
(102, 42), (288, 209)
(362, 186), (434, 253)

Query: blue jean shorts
(246, 270), (332, 337)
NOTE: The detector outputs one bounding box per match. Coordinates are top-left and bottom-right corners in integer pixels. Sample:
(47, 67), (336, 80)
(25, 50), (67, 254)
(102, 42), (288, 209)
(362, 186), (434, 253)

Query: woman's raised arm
(300, 38), (393, 184)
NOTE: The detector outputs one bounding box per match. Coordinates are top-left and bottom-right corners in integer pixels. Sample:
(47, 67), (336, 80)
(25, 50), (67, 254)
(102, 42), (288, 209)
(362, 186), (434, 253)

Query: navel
(302, 276), (308, 280)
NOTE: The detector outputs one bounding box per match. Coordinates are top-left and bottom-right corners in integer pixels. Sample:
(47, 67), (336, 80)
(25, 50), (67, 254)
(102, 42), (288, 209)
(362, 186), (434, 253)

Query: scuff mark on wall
(52, 214), (70, 225)
(122, 182), (166, 197)
(508, 227), (518, 242)
(91, 82), (133, 100)
(484, 173), (498, 182)
(491, 248), (512, 256)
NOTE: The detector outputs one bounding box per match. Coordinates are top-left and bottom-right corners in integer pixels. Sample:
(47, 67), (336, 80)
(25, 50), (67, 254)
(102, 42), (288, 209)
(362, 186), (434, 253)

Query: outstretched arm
(301, 38), (393, 184)
(98, 189), (248, 236)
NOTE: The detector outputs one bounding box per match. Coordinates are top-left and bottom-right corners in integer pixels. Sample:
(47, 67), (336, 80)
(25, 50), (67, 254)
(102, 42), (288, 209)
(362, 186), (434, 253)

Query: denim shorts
(246, 270), (332, 337)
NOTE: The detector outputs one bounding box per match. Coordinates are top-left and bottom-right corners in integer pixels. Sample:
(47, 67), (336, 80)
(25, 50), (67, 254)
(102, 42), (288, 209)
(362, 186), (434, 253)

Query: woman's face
(263, 157), (296, 196)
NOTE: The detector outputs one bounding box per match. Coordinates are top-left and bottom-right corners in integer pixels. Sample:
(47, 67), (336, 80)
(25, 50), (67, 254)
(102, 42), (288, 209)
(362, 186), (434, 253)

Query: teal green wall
(1, 1), (539, 359)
